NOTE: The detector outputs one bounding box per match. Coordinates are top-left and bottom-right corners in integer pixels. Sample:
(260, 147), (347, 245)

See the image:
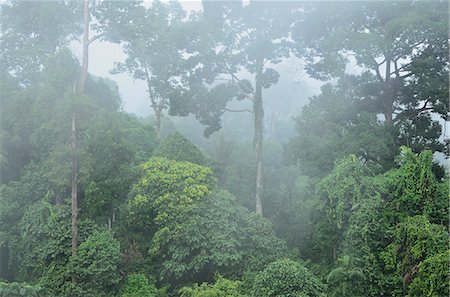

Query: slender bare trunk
(384, 57), (393, 125)
(254, 59), (264, 215)
(71, 1), (89, 283)
(71, 114), (78, 257)
(155, 110), (161, 140)
(79, 0), (89, 94)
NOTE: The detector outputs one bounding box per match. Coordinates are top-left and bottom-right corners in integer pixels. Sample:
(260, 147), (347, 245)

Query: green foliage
(37, 230), (120, 297)
(15, 200), (97, 283)
(408, 250), (450, 297)
(238, 213), (288, 274)
(120, 157), (215, 272)
(127, 158), (286, 288)
(128, 157), (214, 231)
(318, 155), (379, 230)
(0, 163), (49, 278)
(82, 111), (156, 223)
(120, 273), (158, 297)
(286, 84), (396, 178)
(312, 155), (382, 266)
(0, 282), (42, 297)
(252, 259), (325, 297)
(309, 154), (388, 296)
(85, 75), (122, 112)
(0, 1), (81, 84)
(179, 276), (247, 297)
(149, 189), (286, 284)
(154, 132), (208, 166)
(381, 215), (448, 296)
(294, 1), (449, 154)
(338, 194), (386, 297)
(307, 149), (448, 297)
(98, 0), (188, 135)
(326, 256), (366, 297)
(126, 157), (215, 281)
(1, 1), (449, 296)
(382, 147), (448, 225)
(69, 230), (121, 297)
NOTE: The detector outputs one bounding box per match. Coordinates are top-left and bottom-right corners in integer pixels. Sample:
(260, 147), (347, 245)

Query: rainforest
(0, 1), (449, 296)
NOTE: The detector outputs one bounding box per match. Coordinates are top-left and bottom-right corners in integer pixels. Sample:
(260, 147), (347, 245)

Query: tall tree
(0, 0), (81, 86)
(95, 0), (186, 139)
(71, 0), (115, 260)
(70, 0), (90, 276)
(293, 0), (449, 153)
(174, 1), (296, 214)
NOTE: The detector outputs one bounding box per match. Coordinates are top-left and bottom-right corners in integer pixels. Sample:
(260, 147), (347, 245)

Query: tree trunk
(71, 1), (89, 283)
(71, 113), (78, 258)
(79, 0), (89, 94)
(384, 57), (393, 125)
(155, 109), (161, 140)
(254, 59), (264, 215)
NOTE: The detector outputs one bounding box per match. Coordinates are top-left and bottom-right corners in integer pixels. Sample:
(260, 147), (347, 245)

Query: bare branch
(393, 100), (434, 123)
(372, 57), (384, 83)
(88, 33), (105, 45)
(399, 72), (414, 79)
(224, 108), (254, 113)
(410, 39), (427, 49)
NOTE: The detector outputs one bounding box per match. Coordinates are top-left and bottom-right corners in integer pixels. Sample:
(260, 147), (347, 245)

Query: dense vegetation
(0, 1), (448, 297)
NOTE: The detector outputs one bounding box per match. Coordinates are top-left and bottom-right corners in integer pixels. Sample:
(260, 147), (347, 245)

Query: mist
(1, 1), (448, 296)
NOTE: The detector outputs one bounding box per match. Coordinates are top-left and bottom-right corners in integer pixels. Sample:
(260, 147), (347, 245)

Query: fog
(1, 1), (448, 296)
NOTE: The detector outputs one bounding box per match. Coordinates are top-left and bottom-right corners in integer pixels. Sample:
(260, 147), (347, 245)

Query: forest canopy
(0, 1), (448, 297)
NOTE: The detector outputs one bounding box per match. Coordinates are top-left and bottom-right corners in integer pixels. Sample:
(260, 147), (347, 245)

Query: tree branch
(224, 68), (254, 100)
(88, 33), (105, 45)
(399, 72), (414, 79)
(372, 57), (384, 83)
(224, 108), (254, 113)
(393, 100), (434, 123)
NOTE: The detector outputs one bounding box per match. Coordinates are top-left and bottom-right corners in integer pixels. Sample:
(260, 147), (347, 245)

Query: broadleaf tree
(171, 1), (298, 215)
(292, 0), (449, 154)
